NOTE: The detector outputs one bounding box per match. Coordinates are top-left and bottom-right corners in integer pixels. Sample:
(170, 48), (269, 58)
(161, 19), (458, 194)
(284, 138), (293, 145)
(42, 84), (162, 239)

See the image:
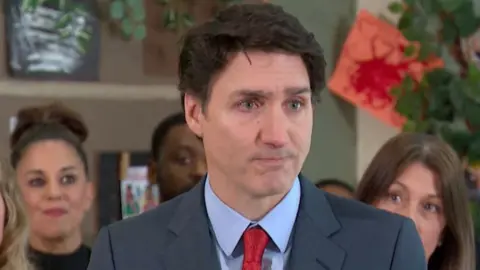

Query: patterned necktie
(242, 227), (269, 270)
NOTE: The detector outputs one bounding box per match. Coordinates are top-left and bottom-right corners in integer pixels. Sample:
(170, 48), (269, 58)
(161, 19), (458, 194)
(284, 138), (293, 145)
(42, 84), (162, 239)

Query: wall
(355, 0), (399, 181)
(272, 0), (358, 184)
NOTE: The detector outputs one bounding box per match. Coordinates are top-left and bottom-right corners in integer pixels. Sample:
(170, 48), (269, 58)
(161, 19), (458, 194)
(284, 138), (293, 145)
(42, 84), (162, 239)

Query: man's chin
(249, 177), (294, 198)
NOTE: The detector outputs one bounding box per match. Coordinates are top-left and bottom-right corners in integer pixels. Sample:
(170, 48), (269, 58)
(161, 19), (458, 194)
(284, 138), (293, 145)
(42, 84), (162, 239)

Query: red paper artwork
(328, 10), (443, 128)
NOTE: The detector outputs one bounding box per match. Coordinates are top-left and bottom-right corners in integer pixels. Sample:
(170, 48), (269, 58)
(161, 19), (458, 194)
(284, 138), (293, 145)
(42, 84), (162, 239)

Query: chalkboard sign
(4, 0), (101, 81)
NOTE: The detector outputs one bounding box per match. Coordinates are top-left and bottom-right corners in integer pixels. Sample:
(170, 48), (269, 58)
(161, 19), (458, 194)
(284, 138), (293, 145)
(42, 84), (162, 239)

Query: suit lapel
(160, 180), (221, 270)
(287, 177), (346, 270)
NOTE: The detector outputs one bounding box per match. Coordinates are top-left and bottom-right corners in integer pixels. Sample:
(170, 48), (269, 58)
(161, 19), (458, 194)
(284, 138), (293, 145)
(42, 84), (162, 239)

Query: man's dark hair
(178, 3), (326, 108)
(316, 178), (355, 194)
(150, 112), (186, 161)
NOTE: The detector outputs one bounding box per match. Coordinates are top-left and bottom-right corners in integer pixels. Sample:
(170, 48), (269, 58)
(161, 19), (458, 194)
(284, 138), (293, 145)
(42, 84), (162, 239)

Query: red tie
(242, 227), (269, 270)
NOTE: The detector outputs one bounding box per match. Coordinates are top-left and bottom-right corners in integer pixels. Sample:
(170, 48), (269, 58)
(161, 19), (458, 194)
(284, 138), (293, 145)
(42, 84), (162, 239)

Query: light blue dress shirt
(204, 176), (301, 270)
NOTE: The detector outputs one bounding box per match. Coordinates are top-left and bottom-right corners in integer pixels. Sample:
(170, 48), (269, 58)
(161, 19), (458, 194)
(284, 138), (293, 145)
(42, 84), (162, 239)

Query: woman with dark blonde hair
(10, 103), (93, 270)
(0, 160), (32, 270)
(357, 132), (475, 270)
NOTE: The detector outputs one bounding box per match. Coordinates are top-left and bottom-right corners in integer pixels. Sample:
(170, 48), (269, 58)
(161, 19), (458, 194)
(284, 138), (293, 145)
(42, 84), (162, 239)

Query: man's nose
(259, 109), (288, 148)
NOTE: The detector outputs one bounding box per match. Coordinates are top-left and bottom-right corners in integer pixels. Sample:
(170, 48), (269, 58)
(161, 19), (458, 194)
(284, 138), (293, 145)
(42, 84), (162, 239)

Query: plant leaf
(390, 86), (403, 99)
(438, 0), (465, 12)
(132, 4), (145, 22)
(395, 91), (424, 121)
(163, 8), (177, 29)
(441, 19), (457, 44)
(426, 85), (454, 121)
(388, 2), (404, 14)
(110, 1), (124, 20)
(55, 13), (72, 30)
(440, 126), (471, 156)
(133, 24), (146, 40)
(452, 2), (479, 37)
(402, 26), (424, 42)
(448, 79), (468, 114)
(76, 34), (90, 54)
(398, 10), (413, 30)
(182, 13), (194, 28)
(121, 18), (134, 36)
(467, 63), (480, 83)
(465, 101), (480, 130)
(403, 44), (416, 57)
(126, 0), (136, 7)
(402, 119), (417, 132)
(419, 0), (442, 14)
(468, 135), (480, 163)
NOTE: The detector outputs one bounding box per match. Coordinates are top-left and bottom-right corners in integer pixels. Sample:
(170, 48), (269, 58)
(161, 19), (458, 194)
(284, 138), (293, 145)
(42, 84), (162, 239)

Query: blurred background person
(0, 160), (32, 270)
(148, 112), (206, 202)
(356, 133), (475, 270)
(316, 178), (355, 198)
(10, 103), (94, 270)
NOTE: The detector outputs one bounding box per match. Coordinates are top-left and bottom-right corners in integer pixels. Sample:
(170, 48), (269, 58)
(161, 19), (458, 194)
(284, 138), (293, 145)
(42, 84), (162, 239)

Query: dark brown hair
(356, 133), (475, 270)
(178, 3), (326, 108)
(10, 103), (89, 173)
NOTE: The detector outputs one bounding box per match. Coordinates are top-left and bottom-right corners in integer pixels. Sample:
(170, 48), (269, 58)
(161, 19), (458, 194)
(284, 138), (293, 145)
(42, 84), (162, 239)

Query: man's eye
(237, 100), (260, 111)
(288, 100), (304, 110)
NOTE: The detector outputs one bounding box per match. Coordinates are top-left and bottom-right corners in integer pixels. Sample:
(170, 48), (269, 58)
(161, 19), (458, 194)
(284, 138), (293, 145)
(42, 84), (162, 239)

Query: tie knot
(242, 227), (269, 265)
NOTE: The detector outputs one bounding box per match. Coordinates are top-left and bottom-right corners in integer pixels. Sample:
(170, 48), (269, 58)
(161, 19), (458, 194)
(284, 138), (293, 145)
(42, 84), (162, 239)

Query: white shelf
(0, 80), (180, 101)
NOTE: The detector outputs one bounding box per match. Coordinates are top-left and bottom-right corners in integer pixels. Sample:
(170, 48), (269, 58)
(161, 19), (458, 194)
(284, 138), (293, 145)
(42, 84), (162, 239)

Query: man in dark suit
(88, 3), (426, 270)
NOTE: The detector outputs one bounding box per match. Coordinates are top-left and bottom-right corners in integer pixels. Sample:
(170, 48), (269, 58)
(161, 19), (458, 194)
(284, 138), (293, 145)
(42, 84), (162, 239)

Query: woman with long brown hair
(357, 132), (475, 270)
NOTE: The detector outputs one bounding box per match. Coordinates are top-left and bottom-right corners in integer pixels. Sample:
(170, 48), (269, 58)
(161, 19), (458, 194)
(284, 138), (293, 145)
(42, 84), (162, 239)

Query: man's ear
(184, 93), (204, 137)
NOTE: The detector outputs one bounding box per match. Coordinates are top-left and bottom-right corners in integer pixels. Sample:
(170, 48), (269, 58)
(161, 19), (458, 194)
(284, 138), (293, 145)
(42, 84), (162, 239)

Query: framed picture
(120, 166), (159, 219)
(4, 0), (101, 81)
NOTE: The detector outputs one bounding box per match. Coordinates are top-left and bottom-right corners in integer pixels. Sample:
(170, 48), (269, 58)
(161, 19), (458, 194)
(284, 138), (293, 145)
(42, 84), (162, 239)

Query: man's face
(185, 51), (313, 199)
(154, 125), (206, 201)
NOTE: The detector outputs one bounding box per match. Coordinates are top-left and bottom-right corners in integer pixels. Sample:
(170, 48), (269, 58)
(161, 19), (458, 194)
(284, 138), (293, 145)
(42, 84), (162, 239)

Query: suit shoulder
(325, 193), (406, 228)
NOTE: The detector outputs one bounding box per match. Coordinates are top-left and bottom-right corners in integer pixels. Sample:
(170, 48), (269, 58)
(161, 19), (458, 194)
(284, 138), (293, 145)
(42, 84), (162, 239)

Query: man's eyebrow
(284, 87), (310, 95)
(232, 87), (310, 97)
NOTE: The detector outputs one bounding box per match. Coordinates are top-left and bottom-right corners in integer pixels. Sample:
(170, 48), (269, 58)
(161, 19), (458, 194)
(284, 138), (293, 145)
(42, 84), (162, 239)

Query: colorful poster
(328, 10), (442, 128)
(120, 166), (159, 219)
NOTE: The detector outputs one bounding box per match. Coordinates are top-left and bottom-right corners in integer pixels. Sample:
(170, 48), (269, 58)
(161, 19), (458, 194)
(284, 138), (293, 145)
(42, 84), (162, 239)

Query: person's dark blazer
(87, 176), (426, 270)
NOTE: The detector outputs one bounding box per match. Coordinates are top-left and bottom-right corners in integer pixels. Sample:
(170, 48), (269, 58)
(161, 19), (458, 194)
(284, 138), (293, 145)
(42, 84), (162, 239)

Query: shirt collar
(204, 176), (301, 256)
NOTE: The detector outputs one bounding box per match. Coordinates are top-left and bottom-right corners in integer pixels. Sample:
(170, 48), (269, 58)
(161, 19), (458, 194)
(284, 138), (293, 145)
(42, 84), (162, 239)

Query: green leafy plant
(109, 0), (146, 40)
(158, 0), (243, 31)
(108, 0), (242, 39)
(388, 0), (480, 164)
(21, 0), (93, 53)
